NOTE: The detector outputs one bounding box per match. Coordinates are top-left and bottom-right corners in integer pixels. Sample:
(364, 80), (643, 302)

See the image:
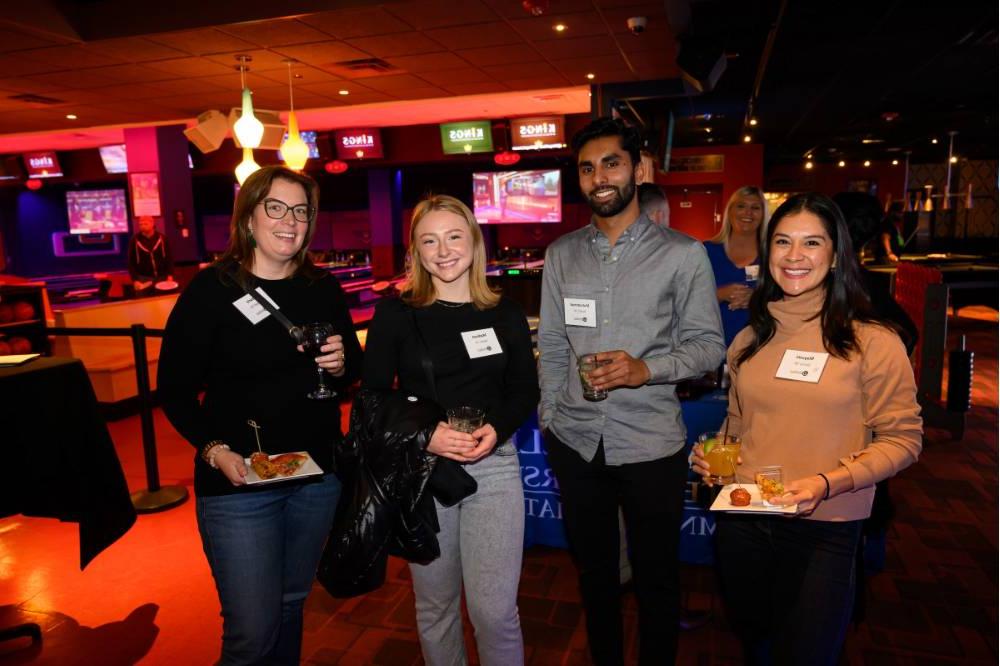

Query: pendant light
(280, 59), (309, 171)
(235, 147), (260, 185)
(233, 55), (264, 149)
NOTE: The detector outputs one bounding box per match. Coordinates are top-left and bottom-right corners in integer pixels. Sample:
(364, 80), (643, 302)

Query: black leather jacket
(318, 389), (442, 598)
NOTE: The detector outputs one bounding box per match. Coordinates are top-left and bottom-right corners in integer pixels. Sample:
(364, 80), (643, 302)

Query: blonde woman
(706, 186), (768, 345)
(361, 194), (539, 666)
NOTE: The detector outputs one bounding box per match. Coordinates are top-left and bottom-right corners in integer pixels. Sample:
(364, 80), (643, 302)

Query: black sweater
(361, 296), (539, 445)
(157, 264), (363, 496)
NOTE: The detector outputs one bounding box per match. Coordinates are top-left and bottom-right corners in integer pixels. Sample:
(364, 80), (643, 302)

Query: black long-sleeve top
(361, 297), (539, 446)
(157, 264), (363, 496)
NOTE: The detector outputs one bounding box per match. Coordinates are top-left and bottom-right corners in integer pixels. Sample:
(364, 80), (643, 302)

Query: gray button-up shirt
(538, 214), (725, 464)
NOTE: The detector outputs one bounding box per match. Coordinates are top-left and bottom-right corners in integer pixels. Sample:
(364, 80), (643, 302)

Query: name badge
(564, 298), (597, 327)
(775, 349), (829, 383)
(232, 288), (280, 325)
(461, 327), (503, 359)
(744, 265), (760, 282)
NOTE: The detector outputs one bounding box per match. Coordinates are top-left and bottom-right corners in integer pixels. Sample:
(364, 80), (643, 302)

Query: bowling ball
(0, 340), (11, 355)
(12, 301), (36, 321)
(8, 337), (31, 354)
(0, 304), (13, 323)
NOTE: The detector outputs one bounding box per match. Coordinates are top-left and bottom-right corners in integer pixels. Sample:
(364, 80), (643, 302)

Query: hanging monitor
(66, 189), (130, 235)
(473, 170), (561, 224)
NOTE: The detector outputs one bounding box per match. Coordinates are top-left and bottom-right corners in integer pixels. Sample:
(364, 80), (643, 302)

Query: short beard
(586, 178), (636, 218)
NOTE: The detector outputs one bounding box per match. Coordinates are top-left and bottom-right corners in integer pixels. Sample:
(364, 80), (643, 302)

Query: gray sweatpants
(409, 440), (525, 666)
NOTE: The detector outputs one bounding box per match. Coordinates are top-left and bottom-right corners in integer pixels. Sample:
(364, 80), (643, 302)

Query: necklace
(435, 299), (471, 308)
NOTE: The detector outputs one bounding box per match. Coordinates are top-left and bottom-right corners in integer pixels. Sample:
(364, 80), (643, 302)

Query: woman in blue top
(704, 186), (768, 345)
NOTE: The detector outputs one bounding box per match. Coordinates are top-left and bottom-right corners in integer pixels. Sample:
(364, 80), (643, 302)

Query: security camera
(627, 16), (647, 35)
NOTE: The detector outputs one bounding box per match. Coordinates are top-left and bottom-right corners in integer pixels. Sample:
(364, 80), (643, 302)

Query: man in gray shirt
(538, 117), (724, 665)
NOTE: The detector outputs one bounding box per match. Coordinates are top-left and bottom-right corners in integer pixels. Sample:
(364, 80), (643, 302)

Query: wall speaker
(183, 110), (229, 153)
(228, 108), (286, 150)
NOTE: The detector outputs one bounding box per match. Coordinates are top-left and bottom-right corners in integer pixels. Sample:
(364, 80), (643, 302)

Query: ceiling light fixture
(280, 59), (309, 171)
(749, 118), (758, 126)
(949, 155), (958, 164)
(931, 138), (938, 144)
(805, 161), (813, 170)
(892, 159), (899, 165)
(235, 147), (260, 185)
(233, 55), (264, 149)
(743, 134), (752, 143)
(553, 23), (567, 32)
(339, 89), (349, 96)
(586, 73), (595, 80)
(863, 160), (871, 167)
(65, 114), (77, 120)
(838, 160), (846, 167)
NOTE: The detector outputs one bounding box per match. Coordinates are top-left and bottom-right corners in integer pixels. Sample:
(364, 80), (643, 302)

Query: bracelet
(817, 472), (831, 500)
(200, 440), (229, 469)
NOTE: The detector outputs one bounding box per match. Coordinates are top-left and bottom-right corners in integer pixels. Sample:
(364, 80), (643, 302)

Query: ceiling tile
(441, 81), (510, 96)
(252, 65), (344, 86)
(17, 45), (126, 70)
(395, 86), (450, 100)
(0, 28), (67, 54)
(385, 52), (470, 73)
(417, 67), (495, 87)
(144, 57), (240, 78)
(456, 45), (540, 68)
(325, 90), (394, 105)
(85, 37), (190, 63)
(532, 35), (620, 60)
(216, 18), (335, 47)
(344, 32), (444, 59)
(148, 78), (230, 96)
(509, 11), (610, 42)
(272, 42), (372, 67)
(298, 8), (414, 39)
(423, 22), (524, 50)
(147, 29), (258, 56)
(500, 76), (574, 91)
(383, 1), (497, 30)
(551, 54), (630, 78)
(352, 74), (435, 93)
(203, 49), (294, 72)
(482, 61), (561, 81)
(0, 55), (63, 77)
(90, 83), (178, 101)
(0, 77), (68, 94)
(30, 69), (123, 90)
(92, 64), (183, 84)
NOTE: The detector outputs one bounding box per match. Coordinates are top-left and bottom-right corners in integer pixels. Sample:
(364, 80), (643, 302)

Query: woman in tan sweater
(692, 192), (922, 665)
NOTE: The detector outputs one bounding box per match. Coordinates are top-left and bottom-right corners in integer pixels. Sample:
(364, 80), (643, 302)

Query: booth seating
(51, 294), (178, 403)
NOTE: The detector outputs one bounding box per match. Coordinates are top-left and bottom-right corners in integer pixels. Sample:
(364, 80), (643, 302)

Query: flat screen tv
(66, 189), (129, 234)
(473, 170), (561, 224)
(98, 144), (128, 174)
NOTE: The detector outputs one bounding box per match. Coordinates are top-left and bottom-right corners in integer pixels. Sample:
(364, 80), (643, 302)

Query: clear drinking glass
(578, 354), (612, 401)
(301, 322), (336, 400)
(447, 406), (486, 433)
(698, 431), (742, 484)
(755, 466), (785, 506)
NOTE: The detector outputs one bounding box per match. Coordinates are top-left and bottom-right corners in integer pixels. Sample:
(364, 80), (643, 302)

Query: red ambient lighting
(26, 178), (43, 190)
(494, 150), (521, 166)
(324, 160), (349, 174)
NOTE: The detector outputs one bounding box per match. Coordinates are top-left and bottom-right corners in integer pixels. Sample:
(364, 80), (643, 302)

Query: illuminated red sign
(510, 116), (565, 151)
(334, 129), (384, 160)
(23, 151), (63, 178)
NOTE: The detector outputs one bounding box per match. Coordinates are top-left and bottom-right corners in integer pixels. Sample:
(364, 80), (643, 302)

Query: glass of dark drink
(301, 322), (336, 400)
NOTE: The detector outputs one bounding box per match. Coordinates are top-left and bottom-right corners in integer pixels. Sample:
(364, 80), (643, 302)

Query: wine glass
(301, 322), (336, 400)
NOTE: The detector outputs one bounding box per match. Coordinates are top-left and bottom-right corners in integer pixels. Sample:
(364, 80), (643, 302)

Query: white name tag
(232, 288), (280, 325)
(775, 349), (829, 383)
(744, 265), (760, 282)
(564, 298), (597, 327)
(461, 327), (503, 359)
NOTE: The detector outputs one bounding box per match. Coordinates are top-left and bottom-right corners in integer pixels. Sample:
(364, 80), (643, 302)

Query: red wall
(655, 143), (765, 210)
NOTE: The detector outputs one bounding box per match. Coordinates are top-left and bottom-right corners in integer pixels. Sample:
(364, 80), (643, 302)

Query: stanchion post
(129, 323), (188, 513)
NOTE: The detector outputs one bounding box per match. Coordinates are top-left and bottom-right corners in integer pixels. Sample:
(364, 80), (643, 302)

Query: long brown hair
(400, 194), (499, 310)
(217, 165), (322, 288)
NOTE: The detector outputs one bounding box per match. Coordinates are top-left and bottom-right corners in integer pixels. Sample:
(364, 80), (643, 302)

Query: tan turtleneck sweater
(726, 287), (923, 522)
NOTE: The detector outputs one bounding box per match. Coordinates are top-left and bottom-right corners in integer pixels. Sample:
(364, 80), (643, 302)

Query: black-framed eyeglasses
(258, 198), (315, 223)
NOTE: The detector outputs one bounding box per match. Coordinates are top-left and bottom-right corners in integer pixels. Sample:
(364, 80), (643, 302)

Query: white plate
(155, 280), (179, 291)
(709, 483), (797, 514)
(243, 451), (324, 485)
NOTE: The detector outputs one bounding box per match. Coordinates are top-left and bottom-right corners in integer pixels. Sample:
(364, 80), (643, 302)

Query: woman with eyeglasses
(705, 186), (768, 346)
(158, 166), (363, 665)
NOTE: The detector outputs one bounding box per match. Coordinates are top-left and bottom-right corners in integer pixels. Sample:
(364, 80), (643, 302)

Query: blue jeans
(196, 474), (341, 665)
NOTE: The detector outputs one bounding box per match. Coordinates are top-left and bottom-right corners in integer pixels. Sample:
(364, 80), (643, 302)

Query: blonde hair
(401, 194), (500, 310)
(711, 186), (768, 244)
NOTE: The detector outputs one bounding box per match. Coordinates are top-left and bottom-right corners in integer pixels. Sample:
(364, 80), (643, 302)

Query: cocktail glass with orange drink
(698, 431), (742, 484)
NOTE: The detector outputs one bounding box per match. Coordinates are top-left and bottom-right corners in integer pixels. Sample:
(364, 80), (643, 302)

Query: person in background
(362, 194), (539, 666)
(127, 215), (174, 295)
(704, 186), (768, 346)
(158, 166), (363, 665)
(638, 182), (670, 227)
(691, 192), (922, 665)
(539, 117), (725, 665)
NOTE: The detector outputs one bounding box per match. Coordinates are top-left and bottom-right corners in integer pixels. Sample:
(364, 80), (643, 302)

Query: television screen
(98, 144), (128, 174)
(23, 151), (62, 178)
(66, 189), (130, 234)
(277, 130), (320, 160)
(473, 170), (561, 224)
